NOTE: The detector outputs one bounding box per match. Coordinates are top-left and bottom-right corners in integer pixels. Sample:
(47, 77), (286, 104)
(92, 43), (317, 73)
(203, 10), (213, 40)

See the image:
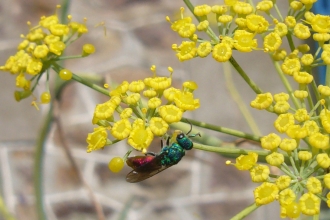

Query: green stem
(286, 33), (295, 52)
(273, 61), (300, 109)
(193, 142), (268, 158)
(182, 117), (261, 142)
(228, 57), (263, 94)
(230, 203), (259, 220)
(34, 104), (53, 220)
(223, 62), (262, 136)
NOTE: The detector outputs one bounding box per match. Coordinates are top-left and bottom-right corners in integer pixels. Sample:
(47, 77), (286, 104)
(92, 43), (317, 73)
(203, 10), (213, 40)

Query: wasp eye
(177, 133), (185, 139)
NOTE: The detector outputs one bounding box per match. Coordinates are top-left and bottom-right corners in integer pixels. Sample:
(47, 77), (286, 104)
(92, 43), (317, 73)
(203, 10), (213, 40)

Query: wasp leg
(145, 152), (156, 156)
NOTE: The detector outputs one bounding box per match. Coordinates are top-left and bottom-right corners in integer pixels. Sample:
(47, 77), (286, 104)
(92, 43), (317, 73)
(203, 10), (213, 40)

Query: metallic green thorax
(159, 133), (194, 166)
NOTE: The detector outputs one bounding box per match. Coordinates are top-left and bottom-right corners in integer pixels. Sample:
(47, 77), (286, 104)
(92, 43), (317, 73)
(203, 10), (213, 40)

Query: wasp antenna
(188, 132), (201, 138)
(146, 151), (156, 156)
(185, 119), (193, 135)
(166, 136), (170, 146)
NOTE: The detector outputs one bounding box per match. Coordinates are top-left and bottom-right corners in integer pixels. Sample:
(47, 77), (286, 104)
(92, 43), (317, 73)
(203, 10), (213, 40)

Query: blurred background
(0, 0), (298, 219)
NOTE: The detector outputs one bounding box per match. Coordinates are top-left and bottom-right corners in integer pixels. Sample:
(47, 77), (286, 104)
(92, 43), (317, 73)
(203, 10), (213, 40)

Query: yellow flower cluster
(86, 66), (200, 153)
(167, 1), (330, 68)
(0, 5), (94, 106)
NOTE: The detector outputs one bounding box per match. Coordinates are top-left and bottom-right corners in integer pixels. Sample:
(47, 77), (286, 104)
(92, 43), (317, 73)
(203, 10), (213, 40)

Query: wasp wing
(126, 153), (172, 183)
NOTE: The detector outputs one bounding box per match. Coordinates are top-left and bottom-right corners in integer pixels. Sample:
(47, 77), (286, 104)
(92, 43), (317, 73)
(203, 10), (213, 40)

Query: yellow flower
(324, 173), (330, 189)
(309, 132), (329, 150)
(218, 15), (233, 24)
(254, 182), (279, 205)
(125, 93), (140, 105)
(316, 153), (330, 168)
(293, 71), (313, 84)
(256, 0), (273, 11)
(196, 20), (209, 31)
(266, 152), (284, 166)
(280, 201), (301, 219)
(149, 117), (169, 136)
(39, 14), (59, 28)
(194, 4), (211, 16)
(49, 23), (69, 36)
(272, 49), (287, 61)
(212, 43), (232, 62)
(128, 80), (145, 93)
(128, 123), (153, 151)
(235, 18), (247, 28)
(274, 22), (288, 37)
(290, 1), (303, 10)
(276, 175), (291, 190)
(211, 5), (227, 14)
(321, 49), (330, 64)
(183, 81), (198, 92)
(246, 14), (269, 33)
(233, 2), (253, 15)
(294, 23), (311, 40)
(274, 92), (289, 102)
(174, 91), (200, 111)
(177, 23), (196, 38)
(281, 57), (301, 75)
(263, 32), (282, 52)
(303, 121), (319, 135)
(163, 87), (180, 102)
(120, 108), (133, 119)
(306, 177), (322, 194)
(197, 41), (212, 57)
(313, 33), (330, 42)
(310, 14), (330, 33)
(234, 152), (258, 170)
(279, 188), (296, 205)
(26, 59), (43, 75)
(86, 127), (108, 153)
(286, 124), (308, 139)
(158, 105), (183, 123)
(33, 45), (49, 59)
(250, 92), (273, 110)
(49, 41), (66, 56)
(26, 28), (46, 41)
(285, 16), (296, 28)
(318, 85), (330, 96)
(250, 165), (269, 182)
(111, 119), (132, 140)
(94, 102), (115, 120)
(294, 109), (309, 122)
(44, 34), (60, 45)
(174, 41), (197, 61)
(279, 138), (297, 151)
(301, 53), (314, 66)
(293, 90), (308, 99)
(260, 133), (281, 150)
(274, 113), (295, 133)
(273, 101), (290, 114)
(143, 89), (157, 98)
(233, 30), (257, 52)
(15, 73), (30, 89)
(148, 97), (161, 109)
(299, 192), (320, 216)
(298, 151), (312, 161)
(320, 109), (330, 132)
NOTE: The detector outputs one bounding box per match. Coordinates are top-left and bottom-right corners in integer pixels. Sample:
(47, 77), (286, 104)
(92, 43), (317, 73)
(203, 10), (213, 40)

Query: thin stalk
(228, 57), (263, 94)
(230, 203), (259, 220)
(273, 61), (300, 109)
(223, 62), (262, 136)
(182, 117), (262, 142)
(34, 103), (53, 220)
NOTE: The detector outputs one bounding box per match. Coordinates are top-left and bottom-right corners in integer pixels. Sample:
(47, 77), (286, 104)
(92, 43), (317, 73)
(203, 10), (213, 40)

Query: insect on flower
(126, 124), (200, 183)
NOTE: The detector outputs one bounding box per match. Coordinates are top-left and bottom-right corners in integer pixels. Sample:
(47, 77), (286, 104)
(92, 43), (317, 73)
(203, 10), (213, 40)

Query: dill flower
(276, 175), (291, 190)
(197, 42), (212, 57)
(254, 182), (279, 205)
(260, 133), (281, 150)
(246, 14), (269, 33)
(233, 30), (258, 52)
(263, 32), (282, 52)
(174, 41), (197, 61)
(230, 152), (258, 171)
(212, 43), (232, 62)
(266, 152), (284, 167)
(250, 165), (270, 182)
(299, 193), (320, 215)
(316, 153), (330, 169)
(250, 93), (273, 110)
(309, 132), (329, 150)
(274, 113), (295, 133)
(298, 151), (312, 161)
